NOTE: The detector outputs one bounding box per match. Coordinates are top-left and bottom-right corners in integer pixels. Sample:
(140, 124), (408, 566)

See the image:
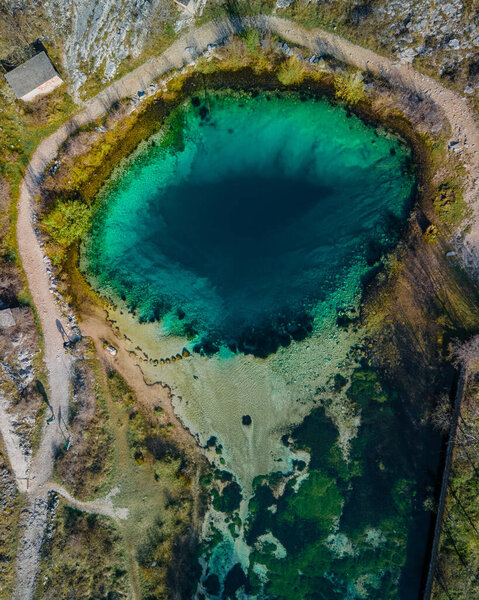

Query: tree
(43, 200), (91, 247)
(334, 71), (366, 105)
(450, 336), (479, 370)
(277, 56), (305, 85)
(242, 28), (261, 55)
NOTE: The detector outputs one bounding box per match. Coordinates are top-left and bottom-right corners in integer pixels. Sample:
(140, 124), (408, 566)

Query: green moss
(212, 481), (242, 513)
(261, 542), (336, 600)
(280, 472), (342, 532)
(433, 180), (467, 228)
(160, 107), (186, 153)
(242, 360), (428, 598)
(347, 369), (389, 406)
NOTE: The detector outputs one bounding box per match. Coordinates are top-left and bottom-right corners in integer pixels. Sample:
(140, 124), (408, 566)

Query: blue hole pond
(85, 93), (413, 356)
(83, 91), (440, 599)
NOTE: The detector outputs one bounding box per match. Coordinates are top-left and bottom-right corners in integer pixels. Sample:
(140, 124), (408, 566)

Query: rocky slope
(277, 0), (479, 102)
(373, 0), (479, 93)
(1, 0), (478, 103)
(2, 0), (177, 91)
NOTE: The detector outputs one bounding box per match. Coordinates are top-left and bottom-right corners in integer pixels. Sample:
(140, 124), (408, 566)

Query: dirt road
(12, 15), (479, 600)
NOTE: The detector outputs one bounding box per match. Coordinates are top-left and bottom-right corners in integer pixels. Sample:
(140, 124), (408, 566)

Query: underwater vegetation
(202, 367), (442, 600)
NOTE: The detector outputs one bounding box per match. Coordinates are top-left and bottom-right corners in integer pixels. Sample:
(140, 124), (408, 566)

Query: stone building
(4, 51), (63, 101)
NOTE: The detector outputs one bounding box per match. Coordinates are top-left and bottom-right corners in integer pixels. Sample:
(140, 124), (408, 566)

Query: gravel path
(44, 482), (130, 520)
(11, 15), (479, 600)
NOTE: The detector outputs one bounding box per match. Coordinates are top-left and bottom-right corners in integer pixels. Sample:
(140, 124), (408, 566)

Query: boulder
(0, 308), (15, 329)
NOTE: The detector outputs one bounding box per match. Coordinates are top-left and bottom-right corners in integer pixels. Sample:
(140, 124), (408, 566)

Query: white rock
(0, 309), (15, 329)
(106, 345), (117, 356)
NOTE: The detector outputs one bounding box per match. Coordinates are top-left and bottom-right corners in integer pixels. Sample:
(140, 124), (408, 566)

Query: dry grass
(277, 56), (306, 85)
(54, 355), (115, 501)
(36, 498), (129, 600)
(105, 370), (204, 599)
(53, 356), (207, 598)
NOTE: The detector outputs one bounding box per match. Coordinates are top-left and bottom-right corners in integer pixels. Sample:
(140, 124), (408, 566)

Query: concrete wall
(20, 75), (63, 101)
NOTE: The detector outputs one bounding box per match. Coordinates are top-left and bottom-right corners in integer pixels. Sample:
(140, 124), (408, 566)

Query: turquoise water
(85, 93), (413, 357)
(82, 91), (431, 600)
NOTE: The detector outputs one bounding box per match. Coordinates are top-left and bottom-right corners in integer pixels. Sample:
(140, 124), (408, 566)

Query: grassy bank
(35, 497), (129, 600)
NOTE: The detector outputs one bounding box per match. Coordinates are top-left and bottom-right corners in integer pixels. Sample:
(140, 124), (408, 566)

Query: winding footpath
(11, 15), (479, 599)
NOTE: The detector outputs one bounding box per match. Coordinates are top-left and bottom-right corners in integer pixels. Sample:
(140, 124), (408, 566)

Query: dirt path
(13, 482), (129, 600)
(12, 15), (479, 600)
(44, 482), (129, 520)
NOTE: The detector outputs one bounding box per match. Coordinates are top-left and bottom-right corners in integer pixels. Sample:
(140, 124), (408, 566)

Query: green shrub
(334, 71), (366, 105)
(242, 28), (261, 54)
(276, 57), (306, 85)
(42, 200), (91, 247)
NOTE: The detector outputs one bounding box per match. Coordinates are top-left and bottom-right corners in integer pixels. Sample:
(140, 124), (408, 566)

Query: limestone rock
(0, 309), (15, 329)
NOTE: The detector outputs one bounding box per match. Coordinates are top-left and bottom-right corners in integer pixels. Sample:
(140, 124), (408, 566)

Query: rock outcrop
(4, 0), (176, 90)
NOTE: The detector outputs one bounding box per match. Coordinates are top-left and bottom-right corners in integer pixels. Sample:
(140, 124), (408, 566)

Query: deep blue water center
(85, 93), (414, 355)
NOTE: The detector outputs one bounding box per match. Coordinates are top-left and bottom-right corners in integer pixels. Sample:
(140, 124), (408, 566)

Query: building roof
(4, 51), (59, 99)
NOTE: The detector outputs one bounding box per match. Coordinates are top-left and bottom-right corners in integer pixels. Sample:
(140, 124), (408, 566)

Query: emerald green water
(81, 92), (440, 600)
(85, 93), (412, 357)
